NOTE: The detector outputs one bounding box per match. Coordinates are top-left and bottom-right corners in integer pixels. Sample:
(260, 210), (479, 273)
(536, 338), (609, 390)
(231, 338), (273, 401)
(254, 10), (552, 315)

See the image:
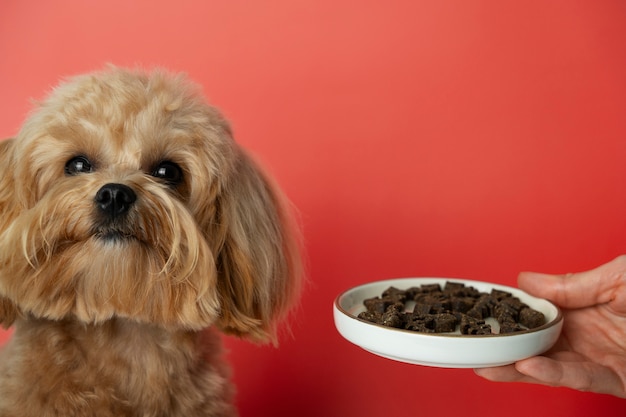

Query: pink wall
(2, 1), (626, 415)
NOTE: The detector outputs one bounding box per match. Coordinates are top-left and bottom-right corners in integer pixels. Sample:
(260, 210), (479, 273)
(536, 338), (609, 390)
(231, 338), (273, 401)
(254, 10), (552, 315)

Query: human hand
(475, 256), (626, 397)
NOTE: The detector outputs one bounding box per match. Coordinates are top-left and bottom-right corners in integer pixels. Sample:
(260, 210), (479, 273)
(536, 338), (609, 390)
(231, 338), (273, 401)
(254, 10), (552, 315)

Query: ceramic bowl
(334, 278), (563, 368)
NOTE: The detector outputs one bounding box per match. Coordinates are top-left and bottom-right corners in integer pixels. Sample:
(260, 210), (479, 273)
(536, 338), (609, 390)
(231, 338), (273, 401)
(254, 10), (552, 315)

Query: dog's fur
(0, 67), (302, 416)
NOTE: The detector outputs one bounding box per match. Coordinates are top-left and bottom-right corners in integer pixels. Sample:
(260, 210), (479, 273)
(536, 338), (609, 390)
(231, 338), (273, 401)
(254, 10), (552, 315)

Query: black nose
(95, 183), (137, 218)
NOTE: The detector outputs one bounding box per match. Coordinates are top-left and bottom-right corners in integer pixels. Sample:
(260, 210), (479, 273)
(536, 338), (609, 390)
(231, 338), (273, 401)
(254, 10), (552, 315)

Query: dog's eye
(152, 161), (183, 186)
(65, 156), (93, 175)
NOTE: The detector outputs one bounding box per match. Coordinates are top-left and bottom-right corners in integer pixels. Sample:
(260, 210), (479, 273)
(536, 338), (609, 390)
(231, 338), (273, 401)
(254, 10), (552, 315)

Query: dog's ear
(0, 138), (19, 328)
(0, 297), (18, 329)
(0, 138), (17, 236)
(212, 150), (302, 343)
(0, 139), (16, 223)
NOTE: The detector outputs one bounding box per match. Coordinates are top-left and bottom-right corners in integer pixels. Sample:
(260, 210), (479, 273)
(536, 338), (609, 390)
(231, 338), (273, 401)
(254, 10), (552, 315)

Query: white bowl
(334, 278), (563, 368)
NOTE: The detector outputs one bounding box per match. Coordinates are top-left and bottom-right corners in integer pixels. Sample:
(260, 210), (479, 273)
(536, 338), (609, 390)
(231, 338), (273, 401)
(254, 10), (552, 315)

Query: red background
(2, 1), (626, 415)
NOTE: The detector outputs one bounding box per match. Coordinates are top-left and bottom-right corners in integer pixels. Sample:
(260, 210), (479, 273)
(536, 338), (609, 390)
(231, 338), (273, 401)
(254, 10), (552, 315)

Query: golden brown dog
(0, 67), (302, 416)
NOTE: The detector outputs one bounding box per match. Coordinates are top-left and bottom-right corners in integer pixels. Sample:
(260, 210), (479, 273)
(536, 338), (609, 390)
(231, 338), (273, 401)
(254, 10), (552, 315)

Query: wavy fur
(0, 67), (302, 416)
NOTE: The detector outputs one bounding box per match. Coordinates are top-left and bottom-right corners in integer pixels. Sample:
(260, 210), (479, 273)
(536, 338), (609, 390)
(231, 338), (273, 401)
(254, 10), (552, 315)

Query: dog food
(357, 281), (545, 335)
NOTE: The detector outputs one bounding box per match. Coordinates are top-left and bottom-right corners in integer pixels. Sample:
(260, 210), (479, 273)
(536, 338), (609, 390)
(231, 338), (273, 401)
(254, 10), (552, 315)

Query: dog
(0, 67), (302, 416)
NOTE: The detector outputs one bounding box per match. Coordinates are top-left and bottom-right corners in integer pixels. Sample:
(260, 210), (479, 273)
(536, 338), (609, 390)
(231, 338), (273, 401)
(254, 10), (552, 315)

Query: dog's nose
(95, 183), (137, 218)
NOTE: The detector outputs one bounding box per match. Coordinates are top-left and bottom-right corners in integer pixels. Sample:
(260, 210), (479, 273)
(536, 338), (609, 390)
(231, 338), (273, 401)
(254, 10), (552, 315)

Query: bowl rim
(334, 277), (564, 339)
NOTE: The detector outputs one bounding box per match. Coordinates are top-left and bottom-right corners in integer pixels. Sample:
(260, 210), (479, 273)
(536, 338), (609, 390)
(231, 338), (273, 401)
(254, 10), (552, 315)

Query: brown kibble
(519, 307), (545, 329)
(360, 281), (547, 336)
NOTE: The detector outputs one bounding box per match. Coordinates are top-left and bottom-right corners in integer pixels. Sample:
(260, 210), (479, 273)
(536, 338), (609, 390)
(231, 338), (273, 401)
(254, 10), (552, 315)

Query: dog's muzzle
(95, 183), (137, 219)
(93, 183), (138, 241)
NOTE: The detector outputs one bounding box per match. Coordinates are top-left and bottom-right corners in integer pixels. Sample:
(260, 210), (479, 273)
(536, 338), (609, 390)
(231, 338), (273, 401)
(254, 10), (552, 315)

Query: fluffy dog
(0, 67), (302, 416)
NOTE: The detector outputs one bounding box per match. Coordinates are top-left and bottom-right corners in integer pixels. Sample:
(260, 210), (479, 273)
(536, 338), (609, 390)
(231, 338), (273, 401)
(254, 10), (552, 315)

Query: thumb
(518, 256), (626, 311)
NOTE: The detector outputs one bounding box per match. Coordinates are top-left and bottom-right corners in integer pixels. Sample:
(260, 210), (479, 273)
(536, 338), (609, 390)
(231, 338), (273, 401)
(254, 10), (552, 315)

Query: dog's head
(0, 67), (301, 341)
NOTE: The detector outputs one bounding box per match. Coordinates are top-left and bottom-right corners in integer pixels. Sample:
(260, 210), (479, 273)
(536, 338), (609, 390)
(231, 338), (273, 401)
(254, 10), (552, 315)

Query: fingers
(518, 256), (626, 310)
(474, 365), (535, 384)
(515, 356), (625, 398)
(476, 357), (625, 398)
